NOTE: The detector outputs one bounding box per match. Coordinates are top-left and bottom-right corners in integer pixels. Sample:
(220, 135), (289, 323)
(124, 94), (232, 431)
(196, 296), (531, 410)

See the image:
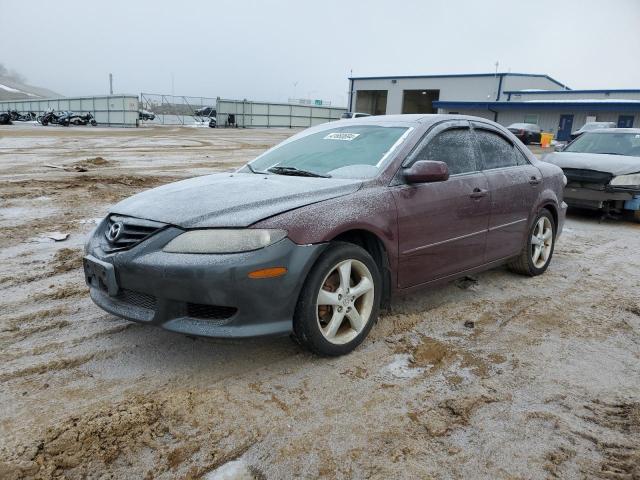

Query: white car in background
(570, 121), (616, 141)
(340, 112), (371, 119)
(545, 128), (640, 220)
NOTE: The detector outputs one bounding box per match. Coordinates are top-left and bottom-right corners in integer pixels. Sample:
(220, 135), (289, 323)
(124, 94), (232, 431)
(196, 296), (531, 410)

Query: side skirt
(393, 256), (516, 296)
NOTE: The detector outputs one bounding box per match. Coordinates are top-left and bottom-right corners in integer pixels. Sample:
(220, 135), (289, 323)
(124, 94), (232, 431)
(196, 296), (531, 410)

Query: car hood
(110, 172), (363, 228)
(543, 152), (640, 176)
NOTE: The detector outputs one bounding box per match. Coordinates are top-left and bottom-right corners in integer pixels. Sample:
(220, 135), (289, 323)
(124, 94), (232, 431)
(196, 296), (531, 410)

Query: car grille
(187, 303), (237, 320)
(114, 289), (157, 310)
(104, 215), (166, 251)
(563, 168), (613, 185)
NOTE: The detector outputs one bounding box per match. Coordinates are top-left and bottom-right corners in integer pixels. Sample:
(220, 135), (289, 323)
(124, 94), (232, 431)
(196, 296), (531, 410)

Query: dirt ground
(0, 124), (639, 480)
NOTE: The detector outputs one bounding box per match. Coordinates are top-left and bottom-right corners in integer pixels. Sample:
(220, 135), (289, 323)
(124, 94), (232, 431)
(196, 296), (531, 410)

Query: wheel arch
(539, 201), (558, 229)
(330, 229), (392, 309)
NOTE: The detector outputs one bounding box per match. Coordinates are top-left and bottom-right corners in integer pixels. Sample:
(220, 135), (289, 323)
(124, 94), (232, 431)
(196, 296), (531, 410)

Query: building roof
(349, 72), (569, 89)
(504, 88), (640, 95)
(433, 100), (640, 112)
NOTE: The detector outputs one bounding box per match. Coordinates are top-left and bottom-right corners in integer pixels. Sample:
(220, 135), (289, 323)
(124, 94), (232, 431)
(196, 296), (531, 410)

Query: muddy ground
(0, 124), (638, 480)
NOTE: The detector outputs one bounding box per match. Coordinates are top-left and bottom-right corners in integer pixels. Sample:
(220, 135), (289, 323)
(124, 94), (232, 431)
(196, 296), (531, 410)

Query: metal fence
(0, 95), (139, 126)
(217, 98), (346, 128)
(139, 93), (218, 125)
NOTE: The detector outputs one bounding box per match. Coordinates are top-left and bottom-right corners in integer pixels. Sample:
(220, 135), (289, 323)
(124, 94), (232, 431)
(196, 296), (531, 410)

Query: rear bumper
(85, 226), (326, 338)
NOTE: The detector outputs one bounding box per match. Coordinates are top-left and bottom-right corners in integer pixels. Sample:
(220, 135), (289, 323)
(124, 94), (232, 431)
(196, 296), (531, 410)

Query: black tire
(293, 242), (381, 356)
(42, 119), (48, 126)
(508, 208), (556, 276)
(91, 120), (97, 126)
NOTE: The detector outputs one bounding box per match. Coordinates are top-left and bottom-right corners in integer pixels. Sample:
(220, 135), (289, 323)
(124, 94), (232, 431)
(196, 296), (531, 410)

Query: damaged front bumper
(563, 184), (640, 211)
(84, 219), (326, 338)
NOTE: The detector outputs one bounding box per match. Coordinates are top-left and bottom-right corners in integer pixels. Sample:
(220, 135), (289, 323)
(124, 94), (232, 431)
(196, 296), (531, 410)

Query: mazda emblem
(106, 221), (124, 242)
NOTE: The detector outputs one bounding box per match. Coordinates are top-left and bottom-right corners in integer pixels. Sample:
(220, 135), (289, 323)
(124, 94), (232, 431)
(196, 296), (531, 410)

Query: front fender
(253, 186), (399, 276)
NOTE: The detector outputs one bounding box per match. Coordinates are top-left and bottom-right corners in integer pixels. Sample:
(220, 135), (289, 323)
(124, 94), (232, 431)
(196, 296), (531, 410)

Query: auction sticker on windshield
(324, 132), (360, 141)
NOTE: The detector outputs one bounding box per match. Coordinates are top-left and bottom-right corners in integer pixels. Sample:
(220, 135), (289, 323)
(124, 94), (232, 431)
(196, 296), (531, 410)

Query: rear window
(582, 122), (614, 131)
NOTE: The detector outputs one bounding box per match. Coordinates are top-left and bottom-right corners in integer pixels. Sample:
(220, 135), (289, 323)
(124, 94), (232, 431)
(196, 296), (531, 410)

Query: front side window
(474, 129), (519, 169)
(249, 125), (410, 178)
(413, 128), (477, 175)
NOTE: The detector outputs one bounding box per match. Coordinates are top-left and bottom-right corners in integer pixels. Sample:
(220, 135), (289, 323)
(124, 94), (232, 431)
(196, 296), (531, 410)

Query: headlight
(163, 229), (287, 254)
(610, 173), (640, 187)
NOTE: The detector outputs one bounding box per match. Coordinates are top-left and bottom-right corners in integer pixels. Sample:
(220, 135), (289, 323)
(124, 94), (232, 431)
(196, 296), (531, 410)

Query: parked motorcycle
(0, 112), (12, 125)
(58, 111), (98, 126)
(38, 109), (65, 126)
(8, 110), (36, 121)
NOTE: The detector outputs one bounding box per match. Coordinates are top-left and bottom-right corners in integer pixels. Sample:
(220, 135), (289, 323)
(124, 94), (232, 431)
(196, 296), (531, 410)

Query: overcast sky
(1, 0), (639, 106)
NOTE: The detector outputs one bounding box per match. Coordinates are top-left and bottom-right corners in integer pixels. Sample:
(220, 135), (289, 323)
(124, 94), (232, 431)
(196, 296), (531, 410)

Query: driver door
(392, 121), (491, 288)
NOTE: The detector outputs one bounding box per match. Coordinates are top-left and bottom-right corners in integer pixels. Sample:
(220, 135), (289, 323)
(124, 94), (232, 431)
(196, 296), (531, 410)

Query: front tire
(293, 242), (381, 356)
(508, 209), (556, 276)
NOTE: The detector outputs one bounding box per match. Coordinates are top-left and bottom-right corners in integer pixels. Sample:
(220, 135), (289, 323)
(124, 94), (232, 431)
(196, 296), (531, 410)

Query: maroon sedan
(84, 115), (567, 356)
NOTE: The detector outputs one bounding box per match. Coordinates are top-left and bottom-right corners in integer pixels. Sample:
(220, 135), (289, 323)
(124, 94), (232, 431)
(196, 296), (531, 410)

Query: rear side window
(413, 128), (477, 175)
(474, 129), (518, 170)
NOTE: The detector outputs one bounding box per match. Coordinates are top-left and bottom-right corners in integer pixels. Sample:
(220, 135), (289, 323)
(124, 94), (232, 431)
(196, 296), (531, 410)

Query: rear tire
(508, 209), (556, 276)
(292, 242), (381, 356)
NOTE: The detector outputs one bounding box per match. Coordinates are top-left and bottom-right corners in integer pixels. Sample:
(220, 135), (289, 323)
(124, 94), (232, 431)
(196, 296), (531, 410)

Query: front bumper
(564, 185), (639, 210)
(84, 222), (326, 338)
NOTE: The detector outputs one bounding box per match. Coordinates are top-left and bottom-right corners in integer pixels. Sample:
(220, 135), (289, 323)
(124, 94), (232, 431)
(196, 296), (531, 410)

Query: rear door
(471, 123), (541, 262)
(392, 121), (491, 288)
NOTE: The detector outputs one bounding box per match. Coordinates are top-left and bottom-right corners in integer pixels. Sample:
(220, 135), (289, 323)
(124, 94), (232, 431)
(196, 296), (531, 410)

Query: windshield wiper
(598, 152), (624, 156)
(268, 166), (331, 178)
(246, 163), (270, 174)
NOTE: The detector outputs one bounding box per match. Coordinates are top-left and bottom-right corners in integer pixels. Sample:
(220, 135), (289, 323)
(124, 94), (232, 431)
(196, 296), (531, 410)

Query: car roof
(587, 128), (640, 134)
(335, 113), (501, 127)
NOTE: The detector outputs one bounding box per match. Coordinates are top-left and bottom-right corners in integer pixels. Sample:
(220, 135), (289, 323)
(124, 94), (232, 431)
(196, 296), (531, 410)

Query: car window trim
(390, 169), (486, 192)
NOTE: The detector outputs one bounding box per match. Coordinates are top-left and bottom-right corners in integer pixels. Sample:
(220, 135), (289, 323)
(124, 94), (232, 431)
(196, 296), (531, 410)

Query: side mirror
(554, 144), (565, 152)
(403, 160), (449, 184)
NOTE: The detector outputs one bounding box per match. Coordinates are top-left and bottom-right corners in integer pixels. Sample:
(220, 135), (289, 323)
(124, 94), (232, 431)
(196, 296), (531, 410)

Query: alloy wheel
(316, 259), (375, 345)
(531, 216), (553, 268)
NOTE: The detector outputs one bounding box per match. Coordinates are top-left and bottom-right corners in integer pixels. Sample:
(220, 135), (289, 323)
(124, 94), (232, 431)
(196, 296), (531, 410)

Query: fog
(1, 0), (638, 105)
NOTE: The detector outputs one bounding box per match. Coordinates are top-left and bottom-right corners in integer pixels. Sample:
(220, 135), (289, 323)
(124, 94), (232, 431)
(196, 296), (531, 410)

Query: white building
(348, 73), (640, 140)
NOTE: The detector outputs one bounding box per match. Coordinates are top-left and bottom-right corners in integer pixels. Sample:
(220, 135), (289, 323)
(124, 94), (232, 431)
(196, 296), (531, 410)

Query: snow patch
(203, 459), (254, 480)
(0, 83), (23, 93)
(383, 354), (423, 379)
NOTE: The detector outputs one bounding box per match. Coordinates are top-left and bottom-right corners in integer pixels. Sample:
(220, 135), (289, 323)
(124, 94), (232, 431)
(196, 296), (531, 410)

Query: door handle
(529, 176), (541, 185)
(469, 187), (488, 199)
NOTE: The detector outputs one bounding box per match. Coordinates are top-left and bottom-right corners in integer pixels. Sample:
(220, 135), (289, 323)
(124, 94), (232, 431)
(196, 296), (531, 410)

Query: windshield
(565, 132), (640, 157)
(248, 125), (411, 178)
